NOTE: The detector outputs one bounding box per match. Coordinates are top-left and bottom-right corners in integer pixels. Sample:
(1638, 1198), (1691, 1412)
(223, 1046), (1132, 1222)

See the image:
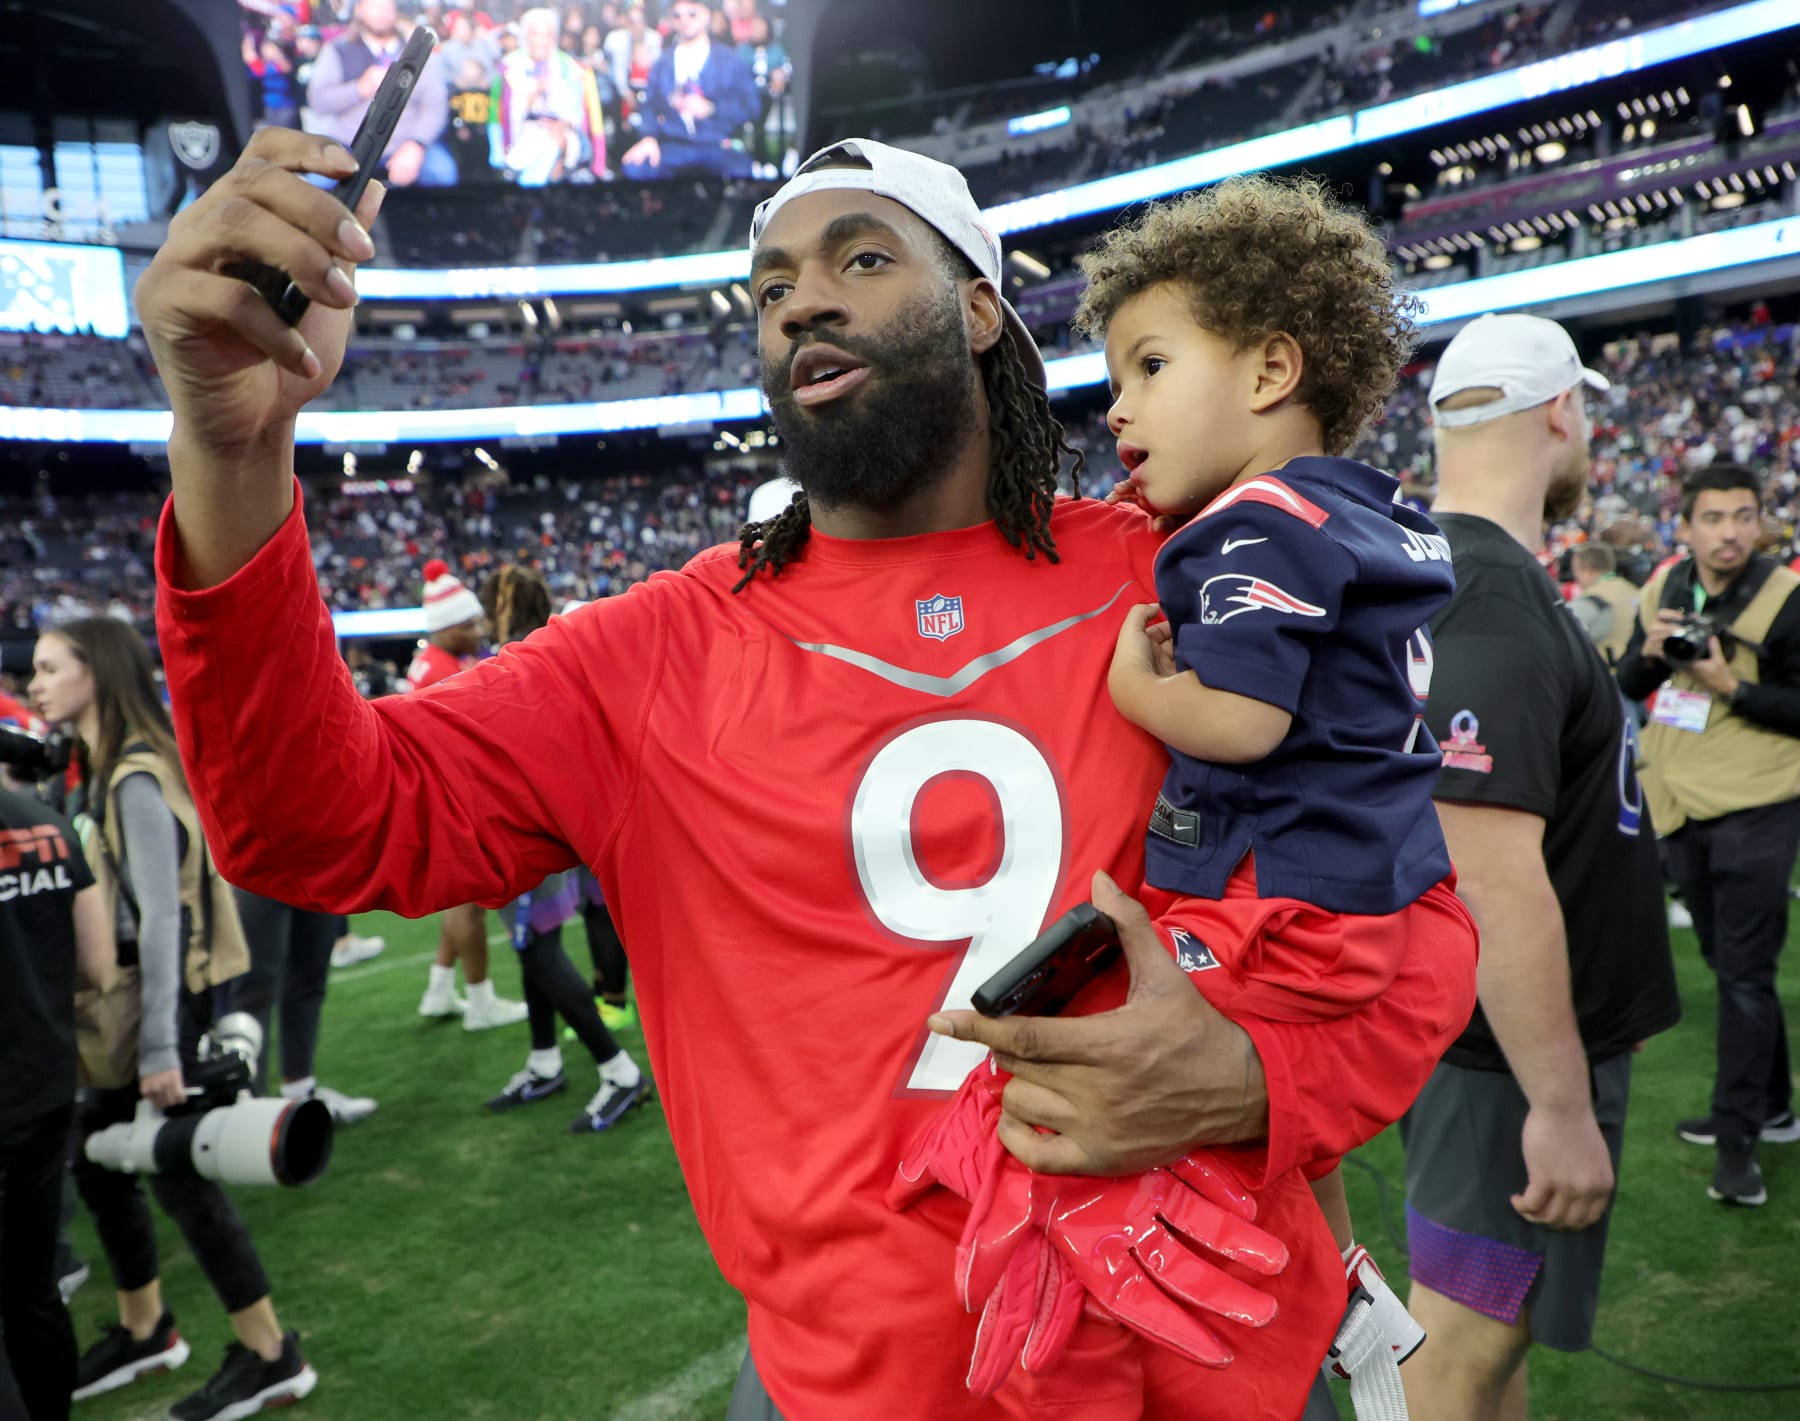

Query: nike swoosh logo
(791, 582), (1136, 697)
(1221, 537), (1268, 554)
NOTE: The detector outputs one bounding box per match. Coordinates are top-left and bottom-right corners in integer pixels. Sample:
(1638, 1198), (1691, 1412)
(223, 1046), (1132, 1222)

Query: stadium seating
(7, 317), (1797, 640)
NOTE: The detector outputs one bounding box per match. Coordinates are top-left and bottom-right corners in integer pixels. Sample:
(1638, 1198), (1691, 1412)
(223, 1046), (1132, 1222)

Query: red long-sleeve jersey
(156, 486), (1472, 1420)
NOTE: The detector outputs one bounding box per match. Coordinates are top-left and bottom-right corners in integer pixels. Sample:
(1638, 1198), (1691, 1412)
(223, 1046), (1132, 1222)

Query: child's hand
(1102, 479), (1192, 537)
(1144, 615), (1177, 678)
(1112, 604), (1168, 683)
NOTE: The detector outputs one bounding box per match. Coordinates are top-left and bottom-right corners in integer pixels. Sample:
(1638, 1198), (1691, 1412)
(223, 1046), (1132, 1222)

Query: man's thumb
(1091, 870), (1180, 985)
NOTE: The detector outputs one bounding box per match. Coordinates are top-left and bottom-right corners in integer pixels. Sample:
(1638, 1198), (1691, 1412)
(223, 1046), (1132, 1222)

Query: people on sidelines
(136, 130), (1473, 1419)
(407, 558), (529, 1032)
(476, 564), (646, 1131)
(1073, 175), (1475, 1377)
(1614, 461), (1800, 1204)
(578, 870), (636, 1031)
(0, 783), (110, 1421)
(1567, 543), (1638, 668)
(226, 891), (378, 1126)
(330, 918), (386, 968)
(28, 619), (316, 1421)
(1400, 314), (1681, 1418)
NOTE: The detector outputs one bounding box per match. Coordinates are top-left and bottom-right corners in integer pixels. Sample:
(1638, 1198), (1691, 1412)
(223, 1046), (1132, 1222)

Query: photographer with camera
(28, 619), (317, 1420)
(1617, 463), (1800, 1207)
(0, 781), (110, 1421)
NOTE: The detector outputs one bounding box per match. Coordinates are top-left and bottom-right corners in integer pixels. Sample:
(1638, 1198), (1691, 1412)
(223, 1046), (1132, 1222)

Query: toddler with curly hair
(1073, 174), (1479, 1382)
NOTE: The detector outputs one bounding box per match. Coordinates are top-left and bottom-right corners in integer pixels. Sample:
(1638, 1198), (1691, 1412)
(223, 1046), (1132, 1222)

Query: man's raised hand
(136, 129), (381, 456)
(138, 129), (388, 586)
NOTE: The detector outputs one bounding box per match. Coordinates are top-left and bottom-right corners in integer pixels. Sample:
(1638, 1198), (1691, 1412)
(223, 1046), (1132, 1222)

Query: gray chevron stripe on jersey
(790, 582), (1136, 697)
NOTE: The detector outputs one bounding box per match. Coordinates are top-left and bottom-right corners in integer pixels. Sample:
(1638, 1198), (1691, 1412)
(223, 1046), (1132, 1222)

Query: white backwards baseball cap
(749, 138), (1046, 388)
(1428, 313), (1609, 428)
(746, 475), (803, 523)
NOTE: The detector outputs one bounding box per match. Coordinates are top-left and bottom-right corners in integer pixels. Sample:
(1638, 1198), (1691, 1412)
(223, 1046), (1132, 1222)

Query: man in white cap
(409, 558), (530, 1031)
(135, 128), (1470, 1418)
(1401, 313), (1681, 1420)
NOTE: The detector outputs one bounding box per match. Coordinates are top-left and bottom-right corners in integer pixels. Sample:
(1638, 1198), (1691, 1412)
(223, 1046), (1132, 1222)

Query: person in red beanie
(407, 559), (528, 1031)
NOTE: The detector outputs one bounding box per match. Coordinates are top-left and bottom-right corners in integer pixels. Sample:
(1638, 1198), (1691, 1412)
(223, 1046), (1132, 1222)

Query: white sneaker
(1340, 1245), (1425, 1371)
(1668, 899), (1694, 930)
(418, 985), (467, 1019)
(331, 933), (386, 968)
(462, 993), (530, 1031)
(310, 1084), (378, 1124)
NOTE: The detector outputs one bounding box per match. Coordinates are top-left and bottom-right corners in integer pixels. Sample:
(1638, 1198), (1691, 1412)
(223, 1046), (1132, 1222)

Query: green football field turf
(63, 910), (1800, 1420)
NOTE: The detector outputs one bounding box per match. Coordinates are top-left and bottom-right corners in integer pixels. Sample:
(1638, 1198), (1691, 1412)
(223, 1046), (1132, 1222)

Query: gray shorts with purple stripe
(1400, 1052), (1631, 1351)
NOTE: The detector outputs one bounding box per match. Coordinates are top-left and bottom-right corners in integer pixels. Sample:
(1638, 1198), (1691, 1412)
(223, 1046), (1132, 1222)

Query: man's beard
(761, 286), (981, 515)
(1544, 448), (1588, 523)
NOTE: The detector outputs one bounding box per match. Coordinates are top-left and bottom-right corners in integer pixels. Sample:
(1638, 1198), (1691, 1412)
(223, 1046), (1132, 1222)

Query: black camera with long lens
(84, 1013), (334, 1187)
(0, 723), (73, 781)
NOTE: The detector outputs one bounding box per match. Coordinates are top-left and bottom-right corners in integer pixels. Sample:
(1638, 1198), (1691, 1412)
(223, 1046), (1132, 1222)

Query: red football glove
(888, 1059), (1289, 1391)
(888, 1059), (1073, 1394)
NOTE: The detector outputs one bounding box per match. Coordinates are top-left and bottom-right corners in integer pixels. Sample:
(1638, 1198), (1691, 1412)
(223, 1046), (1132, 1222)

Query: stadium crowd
(6, 313), (1796, 642)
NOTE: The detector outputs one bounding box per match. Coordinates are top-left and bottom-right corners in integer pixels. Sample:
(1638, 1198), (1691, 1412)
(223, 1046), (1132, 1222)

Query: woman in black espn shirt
(0, 781), (108, 1421)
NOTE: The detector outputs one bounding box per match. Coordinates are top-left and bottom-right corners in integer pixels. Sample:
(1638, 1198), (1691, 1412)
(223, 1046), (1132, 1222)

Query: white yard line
(606, 1335), (748, 1421)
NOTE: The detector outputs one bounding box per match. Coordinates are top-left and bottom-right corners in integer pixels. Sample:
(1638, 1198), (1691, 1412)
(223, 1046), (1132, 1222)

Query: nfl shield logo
(915, 593), (964, 642)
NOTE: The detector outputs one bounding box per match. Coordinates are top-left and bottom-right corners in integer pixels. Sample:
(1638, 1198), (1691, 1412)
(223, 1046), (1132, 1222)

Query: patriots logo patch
(1170, 928), (1219, 974)
(1198, 574), (1327, 625)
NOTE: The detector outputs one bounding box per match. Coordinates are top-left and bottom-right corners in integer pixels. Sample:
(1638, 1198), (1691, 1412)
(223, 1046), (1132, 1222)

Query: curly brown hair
(1072, 174), (1418, 456)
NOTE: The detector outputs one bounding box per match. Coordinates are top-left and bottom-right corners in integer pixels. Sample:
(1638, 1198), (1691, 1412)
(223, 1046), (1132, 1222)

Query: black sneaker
(1708, 1139), (1768, 1207)
(169, 1332), (316, 1421)
(1676, 1110), (1800, 1146)
(72, 1313), (191, 1400)
(484, 1066), (567, 1112)
(570, 1074), (646, 1133)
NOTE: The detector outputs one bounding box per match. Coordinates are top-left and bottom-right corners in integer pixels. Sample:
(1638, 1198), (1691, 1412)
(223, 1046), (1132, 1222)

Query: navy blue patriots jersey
(1147, 457), (1455, 915)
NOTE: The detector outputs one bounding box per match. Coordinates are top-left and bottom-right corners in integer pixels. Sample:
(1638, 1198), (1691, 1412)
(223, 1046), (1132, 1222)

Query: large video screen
(0, 239), (130, 338)
(238, 0), (795, 188)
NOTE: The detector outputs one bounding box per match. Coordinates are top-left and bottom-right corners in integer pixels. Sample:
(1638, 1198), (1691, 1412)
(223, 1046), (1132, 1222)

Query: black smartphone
(972, 904), (1121, 1018)
(246, 24), (437, 326)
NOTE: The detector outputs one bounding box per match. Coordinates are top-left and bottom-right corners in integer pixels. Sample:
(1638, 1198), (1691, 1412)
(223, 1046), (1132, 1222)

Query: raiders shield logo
(169, 121), (221, 171)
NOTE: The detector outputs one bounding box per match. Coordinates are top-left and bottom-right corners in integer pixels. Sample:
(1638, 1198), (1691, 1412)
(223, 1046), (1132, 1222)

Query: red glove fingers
(965, 1225), (1086, 1396)
(1150, 1179), (1288, 1277)
(1166, 1151), (1260, 1223)
(886, 1058), (1006, 1213)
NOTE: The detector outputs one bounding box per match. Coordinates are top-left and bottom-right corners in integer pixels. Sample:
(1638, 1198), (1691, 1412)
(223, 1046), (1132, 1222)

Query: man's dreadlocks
(732, 316), (1082, 593)
(479, 563), (554, 644)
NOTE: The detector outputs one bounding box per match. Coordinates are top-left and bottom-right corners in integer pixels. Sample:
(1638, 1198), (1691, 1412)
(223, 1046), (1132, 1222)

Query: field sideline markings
(605, 1334), (747, 1421)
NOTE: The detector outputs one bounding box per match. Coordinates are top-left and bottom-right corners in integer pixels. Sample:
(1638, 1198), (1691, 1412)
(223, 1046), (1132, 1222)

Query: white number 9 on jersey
(850, 718), (1065, 1092)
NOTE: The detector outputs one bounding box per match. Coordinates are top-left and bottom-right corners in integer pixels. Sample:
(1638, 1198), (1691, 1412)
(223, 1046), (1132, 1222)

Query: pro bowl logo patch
(1442, 709), (1493, 774)
(1199, 574), (1327, 625)
(916, 593), (965, 642)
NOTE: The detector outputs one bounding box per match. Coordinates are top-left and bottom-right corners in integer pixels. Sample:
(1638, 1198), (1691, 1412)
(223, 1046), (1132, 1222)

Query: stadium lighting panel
(12, 211), (1800, 451)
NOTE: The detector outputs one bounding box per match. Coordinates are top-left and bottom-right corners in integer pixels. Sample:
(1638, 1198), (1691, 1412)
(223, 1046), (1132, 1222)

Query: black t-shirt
(1427, 514), (1681, 1071)
(0, 786), (96, 1129)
